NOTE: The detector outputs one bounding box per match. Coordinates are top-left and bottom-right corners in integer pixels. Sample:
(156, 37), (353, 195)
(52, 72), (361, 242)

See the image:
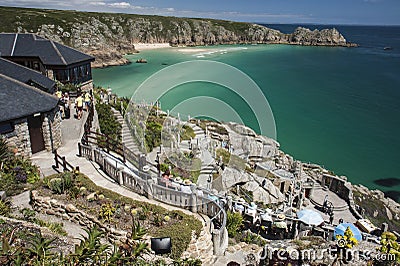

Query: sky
(0, 0), (399, 25)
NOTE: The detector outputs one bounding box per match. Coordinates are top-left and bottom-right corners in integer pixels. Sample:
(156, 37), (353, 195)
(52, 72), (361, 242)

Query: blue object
(297, 209), (324, 226)
(334, 223), (362, 242)
(207, 194), (219, 202)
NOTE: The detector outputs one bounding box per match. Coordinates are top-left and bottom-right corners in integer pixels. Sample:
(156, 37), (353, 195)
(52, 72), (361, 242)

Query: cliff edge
(0, 6), (357, 67)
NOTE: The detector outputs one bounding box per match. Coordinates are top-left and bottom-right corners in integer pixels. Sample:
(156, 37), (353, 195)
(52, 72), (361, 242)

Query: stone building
(0, 73), (61, 157)
(0, 33), (95, 91)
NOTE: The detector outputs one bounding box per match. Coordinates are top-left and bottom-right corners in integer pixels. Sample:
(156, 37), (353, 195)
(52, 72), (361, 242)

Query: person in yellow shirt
(75, 94), (84, 120)
(84, 91), (91, 111)
(55, 89), (62, 99)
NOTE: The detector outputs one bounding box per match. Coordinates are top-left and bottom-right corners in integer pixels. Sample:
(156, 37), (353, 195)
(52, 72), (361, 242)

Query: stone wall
(2, 118), (32, 157)
(30, 190), (208, 261)
(182, 223), (215, 265)
(30, 190), (128, 243)
(42, 109), (62, 152)
(321, 174), (363, 219)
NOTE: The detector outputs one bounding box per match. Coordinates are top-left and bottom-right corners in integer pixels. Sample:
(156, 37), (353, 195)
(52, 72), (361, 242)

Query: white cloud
(109, 1), (131, 8)
(0, 0), (314, 23)
(89, 2), (106, 6)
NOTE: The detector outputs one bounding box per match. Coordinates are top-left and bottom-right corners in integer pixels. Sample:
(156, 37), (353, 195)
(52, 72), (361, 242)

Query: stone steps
(111, 107), (141, 158)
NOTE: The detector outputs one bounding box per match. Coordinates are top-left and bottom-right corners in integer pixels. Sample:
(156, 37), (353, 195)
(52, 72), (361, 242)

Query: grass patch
(216, 148), (246, 170)
(180, 125), (195, 141)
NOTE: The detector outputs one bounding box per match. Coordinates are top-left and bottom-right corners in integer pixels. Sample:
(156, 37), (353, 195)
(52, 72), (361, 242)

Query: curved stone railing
(80, 143), (228, 256)
(320, 174), (363, 219)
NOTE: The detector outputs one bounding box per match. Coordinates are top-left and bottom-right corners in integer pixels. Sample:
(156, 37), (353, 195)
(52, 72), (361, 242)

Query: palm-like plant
(116, 216), (149, 263)
(69, 226), (110, 265)
(26, 233), (57, 265)
(0, 227), (26, 265)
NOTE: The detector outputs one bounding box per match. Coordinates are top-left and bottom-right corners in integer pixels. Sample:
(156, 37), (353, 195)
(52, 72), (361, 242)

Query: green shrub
(159, 163), (170, 173)
(377, 232), (400, 264)
(45, 172), (75, 195)
(21, 208), (36, 222)
(48, 178), (64, 194)
(0, 137), (13, 163)
(145, 121), (162, 152)
(236, 230), (267, 247)
(180, 125), (195, 141)
(226, 211), (243, 238)
(0, 152), (40, 195)
(0, 199), (11, 216)
(96, 103), (122, 144)
(36, 219), (68, 236)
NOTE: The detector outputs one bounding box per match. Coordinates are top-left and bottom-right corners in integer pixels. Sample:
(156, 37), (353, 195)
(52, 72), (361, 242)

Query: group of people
(56, 91), (71, 119)
(55, 89), (92, 120)
(159, 170), (195, 194)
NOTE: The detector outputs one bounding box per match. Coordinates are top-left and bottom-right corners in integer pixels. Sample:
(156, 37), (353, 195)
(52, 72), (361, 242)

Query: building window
(0, 122), (14, 134)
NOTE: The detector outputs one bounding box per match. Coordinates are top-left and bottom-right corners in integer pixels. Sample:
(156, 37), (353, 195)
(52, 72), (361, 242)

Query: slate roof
(0, 33), (94, 66)
(0, 58), (56, 93)
(0, 74), (59, 123)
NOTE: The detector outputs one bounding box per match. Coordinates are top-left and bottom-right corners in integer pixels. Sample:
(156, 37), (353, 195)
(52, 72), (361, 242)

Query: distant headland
(0, 6), (357, 68)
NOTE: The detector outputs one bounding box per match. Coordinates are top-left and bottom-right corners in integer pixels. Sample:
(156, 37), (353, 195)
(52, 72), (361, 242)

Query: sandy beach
(177, 48), (210, 53)
(133, 43), (171, 51)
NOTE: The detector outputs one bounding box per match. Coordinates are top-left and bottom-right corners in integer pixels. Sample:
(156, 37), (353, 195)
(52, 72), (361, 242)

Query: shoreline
(133, 43), (171, 51)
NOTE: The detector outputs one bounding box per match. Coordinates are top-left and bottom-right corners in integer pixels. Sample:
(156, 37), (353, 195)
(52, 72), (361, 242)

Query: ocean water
(92, 25), (400, 198)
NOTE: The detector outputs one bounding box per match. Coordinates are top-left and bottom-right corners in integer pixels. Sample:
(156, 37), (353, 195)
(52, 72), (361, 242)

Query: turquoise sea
(93, 25), (400, 199)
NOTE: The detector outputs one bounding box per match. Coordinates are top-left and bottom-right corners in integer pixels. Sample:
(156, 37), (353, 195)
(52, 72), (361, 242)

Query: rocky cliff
(0, 6), (357, 67)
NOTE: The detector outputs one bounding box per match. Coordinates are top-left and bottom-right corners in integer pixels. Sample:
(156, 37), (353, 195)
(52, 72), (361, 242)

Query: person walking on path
(55, 89), (62, 99)
(85, 91), (92, 111)
(63, 92), (71, 119)
(84, 91), (92, 111)
(75, 93), (84, 120)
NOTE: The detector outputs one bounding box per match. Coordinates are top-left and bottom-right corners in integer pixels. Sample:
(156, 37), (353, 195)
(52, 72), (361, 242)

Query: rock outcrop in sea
(0, 6), (357, 68)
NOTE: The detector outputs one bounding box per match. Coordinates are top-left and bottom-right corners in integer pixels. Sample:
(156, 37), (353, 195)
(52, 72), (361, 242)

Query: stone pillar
(226, 196), (233, 212)
(118, 166), (124, 185)
(146, 179), (154, 200)
(381, 223), (389, 233)
(190, 193), (198, 213)
(101, 153), (107, 170)
(90, 146), (95, 161)
(212, 229), (222, 256)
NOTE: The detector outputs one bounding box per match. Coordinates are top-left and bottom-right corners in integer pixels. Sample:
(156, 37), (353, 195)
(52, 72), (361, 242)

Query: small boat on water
(136, 58), (148, 63)
(384, 47), (393, 50)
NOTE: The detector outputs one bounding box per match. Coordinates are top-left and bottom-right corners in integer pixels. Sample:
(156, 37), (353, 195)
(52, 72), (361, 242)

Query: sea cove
(92, 25), (400, 198)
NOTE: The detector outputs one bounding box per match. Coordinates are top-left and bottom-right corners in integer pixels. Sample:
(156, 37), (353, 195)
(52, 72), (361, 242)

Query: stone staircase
(111, 108), (140, 155)
(187, 123), (218, 189)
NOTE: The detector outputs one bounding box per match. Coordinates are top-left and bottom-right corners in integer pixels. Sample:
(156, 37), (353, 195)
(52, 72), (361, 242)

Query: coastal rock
(212, 167), (253, 191)
(224, 122), (279, 160)
(288, 27), (351, 46)
(242, 179), (285, 204)
(2, 6), (357, 68)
